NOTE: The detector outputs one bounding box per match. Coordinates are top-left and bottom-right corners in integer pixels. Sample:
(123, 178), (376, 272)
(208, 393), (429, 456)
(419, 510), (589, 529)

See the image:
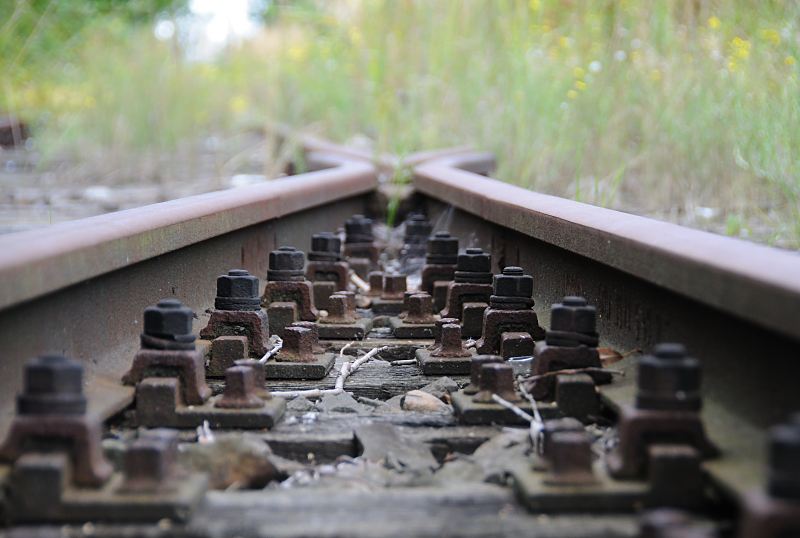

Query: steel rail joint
(413, 153), (800, 342)
(269, 124), (489, 179)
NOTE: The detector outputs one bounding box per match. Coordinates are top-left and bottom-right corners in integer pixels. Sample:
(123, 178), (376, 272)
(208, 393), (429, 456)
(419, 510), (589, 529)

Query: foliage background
(2, 0), (799, 247)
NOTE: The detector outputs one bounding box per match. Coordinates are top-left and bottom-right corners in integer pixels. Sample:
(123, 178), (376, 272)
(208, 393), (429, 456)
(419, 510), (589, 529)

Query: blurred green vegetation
(3, 0), (800, 247)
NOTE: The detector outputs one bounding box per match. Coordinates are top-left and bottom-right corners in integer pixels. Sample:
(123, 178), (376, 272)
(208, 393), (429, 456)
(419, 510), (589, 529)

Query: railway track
(0, 131), (798, 536)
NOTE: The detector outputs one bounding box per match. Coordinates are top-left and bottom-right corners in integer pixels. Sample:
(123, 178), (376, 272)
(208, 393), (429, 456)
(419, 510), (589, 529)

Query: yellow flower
(631, 50), (641, 63)
(760, 29), (781, 46)
(707, 16), (720, 30)
(728, 59), (738, 72)
(785, 55), (796, 67)
(573, 66), (585, 79)
(558, 36), (570, 49)
(567, 89), (578, 99)
(229, 95), (248, 114)
(348, 27), (363, 47)
(650, 69), (661, 81)
(574, 80), (587, 91)
(528, 0), (540, 12)
(729, 37), (751, 60)
(288, 44), (309, 63)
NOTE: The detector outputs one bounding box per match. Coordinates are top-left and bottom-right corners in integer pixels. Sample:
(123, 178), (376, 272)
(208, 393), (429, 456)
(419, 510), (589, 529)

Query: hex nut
(17, 354), (87, 415)
(492, 266), (534, 298)
(636, 343), (702, 412)
(456, 248), (491, 273)
(144, 299), (195, 340)
(269, 246), (305, 271)
(215, 269), (261, 311)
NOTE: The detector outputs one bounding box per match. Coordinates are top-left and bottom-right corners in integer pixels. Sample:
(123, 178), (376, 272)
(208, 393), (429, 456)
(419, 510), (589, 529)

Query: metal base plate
(6, 453), (208, 523)
(371, 298), (405, 315)
(415, 348), (474, 375)
(318, 318), (373, 340)
(264, 352), (336, 380)
(389, 317), (436, 339)
(136, 378), (286, 429)
(180, 397), (286, 429)
(511, 462), (647, 513)
(451, 390), (560, 425)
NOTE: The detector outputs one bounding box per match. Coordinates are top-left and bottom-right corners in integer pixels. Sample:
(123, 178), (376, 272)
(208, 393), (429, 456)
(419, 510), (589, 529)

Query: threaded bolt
(406, 293), (435, 324)
(473, 362), (520, 403)
(215, 366), (264, 408)
(464, 355), (503, 394)
(326, 294), (356, 323)
(280, 326), (314, 362)
(368, 271), (383, 295)
(433, 317), (459, 347)
(290, 321), (322, 353)
(545, 430), (596, 485)
(382, 273), (407, 300)
(122, 429), (179, 491)
(234, 358), (266, 390)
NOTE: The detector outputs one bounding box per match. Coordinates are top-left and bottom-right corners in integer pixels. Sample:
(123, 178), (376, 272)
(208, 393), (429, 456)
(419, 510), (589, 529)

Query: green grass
(4, 1), (800, 247)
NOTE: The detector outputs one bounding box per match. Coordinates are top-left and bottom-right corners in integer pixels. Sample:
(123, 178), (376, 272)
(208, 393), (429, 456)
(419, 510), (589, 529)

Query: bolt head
(440, 322), (462, 344)
(269, 246), (305, 271)
(282, 326), (314, 357)
(404, 213), (433, 240)
(383, 273), (407, 294)
(426, 231), (459, 264)
(23, 354), (83, 395)
(143, 299), (194, 339)
(311, 232), (342, 256)
(636, 343), (702, 411)
(17, 355), (87, 415)
(123, 429), (178, 489)
(548, 430), (594, 477)
(465, 355), (503, 394)
(326, 294), (350, 319)
(456, 248), (491, 273)
(407, 293), (433, 314)
(216, 269), (259, 299)
(216, 366), (264, 409)
(345, 214), (373, 242)
(550, 296), (597, 334)
(474, 362), (519, 402)
(492, 266), (534, 298)
(434, 317), (459, 343)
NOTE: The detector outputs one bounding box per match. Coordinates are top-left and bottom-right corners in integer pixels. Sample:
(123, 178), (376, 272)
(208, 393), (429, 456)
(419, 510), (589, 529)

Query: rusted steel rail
(0, 132), (798, 535)
(412, 152), (800, 500)
(0, 152), (377, 432)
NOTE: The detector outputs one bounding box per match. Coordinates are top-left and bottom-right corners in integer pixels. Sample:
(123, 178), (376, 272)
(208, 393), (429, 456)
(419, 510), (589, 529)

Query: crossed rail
(0, 131), (798, 502)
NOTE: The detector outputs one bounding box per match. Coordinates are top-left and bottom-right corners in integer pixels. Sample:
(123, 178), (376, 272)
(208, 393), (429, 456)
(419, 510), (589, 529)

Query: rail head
(414, 154), (800, 341)
(0, 154), (377, 310)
